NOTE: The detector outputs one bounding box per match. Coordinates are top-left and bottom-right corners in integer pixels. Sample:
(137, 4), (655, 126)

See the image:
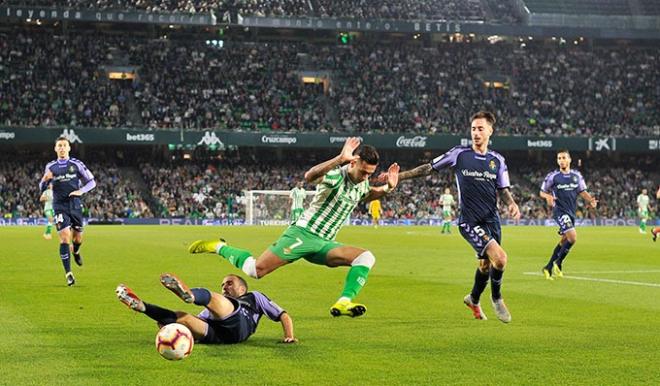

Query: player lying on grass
(116, 273), (297, 344)
(189, 138), (400, 318)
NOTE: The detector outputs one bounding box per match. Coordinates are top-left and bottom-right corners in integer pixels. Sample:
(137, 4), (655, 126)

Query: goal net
(244, 190), (316, 225)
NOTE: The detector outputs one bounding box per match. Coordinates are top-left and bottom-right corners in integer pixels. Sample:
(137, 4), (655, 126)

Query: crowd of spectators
(315, 42), (659, 137)
(1, 153), (657, 222)
(1, 31), (659, 137)
(0, 0), (518, 22)
(85, 163), (153, 219)
(0, 0), (219, 13)
(0, 32), (134, 128)
(129, 40), (327, 132)
(0, 159), (152, 219)
(314, 0), (485, 21)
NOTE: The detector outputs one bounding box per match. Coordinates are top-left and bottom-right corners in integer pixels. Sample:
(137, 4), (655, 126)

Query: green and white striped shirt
(43, 188), (53, 211)
(440, 193), (454, 211)
(637, 194), (649, 211)
(290, 187), (307, 210)
(295, 165), (370, 240)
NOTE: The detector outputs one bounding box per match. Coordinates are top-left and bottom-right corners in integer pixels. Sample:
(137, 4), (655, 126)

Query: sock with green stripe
(339, 251), (375, 301)
(218, 245), (258, 278)
(45, 224), (52, 235)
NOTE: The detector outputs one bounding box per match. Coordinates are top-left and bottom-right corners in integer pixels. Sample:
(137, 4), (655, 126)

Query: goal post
(244, 190), (316, 225)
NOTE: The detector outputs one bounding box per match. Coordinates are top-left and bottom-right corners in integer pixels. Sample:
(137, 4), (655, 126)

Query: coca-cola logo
(396, 136), (427, 148)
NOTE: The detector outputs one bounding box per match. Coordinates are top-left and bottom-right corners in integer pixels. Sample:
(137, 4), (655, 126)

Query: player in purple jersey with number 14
(39, 136), (96, 286)
(396, 111), (520, 323)
(539, 150), (598, 280)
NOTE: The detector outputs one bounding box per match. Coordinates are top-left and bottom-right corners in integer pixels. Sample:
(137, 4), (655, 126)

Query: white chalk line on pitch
(557, 270), (660, 274)
(523, 272), (660, 288)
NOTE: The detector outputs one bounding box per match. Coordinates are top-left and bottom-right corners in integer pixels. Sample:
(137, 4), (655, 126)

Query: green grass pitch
(2, 225), (659, 385)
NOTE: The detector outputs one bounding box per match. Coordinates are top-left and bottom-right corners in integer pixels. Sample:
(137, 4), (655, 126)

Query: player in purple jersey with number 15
(540, 150), (598, 280)
(396, 111), (520, 323)
(39, 137), (96, 286)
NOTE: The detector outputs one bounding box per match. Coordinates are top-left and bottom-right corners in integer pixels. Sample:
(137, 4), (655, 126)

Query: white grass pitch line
(554, 270), (660, 274)
(523, 272), (660, 288)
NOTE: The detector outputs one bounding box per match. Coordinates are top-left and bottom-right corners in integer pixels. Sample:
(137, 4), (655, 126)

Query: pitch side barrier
(1, 127), (659, 153)
(0, 218), (652, 226)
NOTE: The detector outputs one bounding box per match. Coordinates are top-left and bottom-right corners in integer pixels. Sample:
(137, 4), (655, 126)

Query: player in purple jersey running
(540, 150), (598, 280)
(117, 273), (297, 344)
(396, 111), (520, 323)
(39, 137), (96, 286)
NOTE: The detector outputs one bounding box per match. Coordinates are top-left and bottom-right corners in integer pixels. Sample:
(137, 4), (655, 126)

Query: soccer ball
(155, 323), (194, 360)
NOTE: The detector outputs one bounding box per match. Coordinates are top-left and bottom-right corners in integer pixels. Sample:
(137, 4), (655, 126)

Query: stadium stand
(0, 0), (515, 21)
(2, 153), (656, 221)
(639, 0), (660, 15)
(314, 0), (486, 21)
(522, 0), (632, 15)
(1, 31), (658, 137)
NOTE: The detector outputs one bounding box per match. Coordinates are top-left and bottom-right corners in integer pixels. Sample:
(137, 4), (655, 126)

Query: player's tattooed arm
(499, 188), (521, 220)
(304, 137), (361, 184)
(398, 164), (433, 182)
(579, 191), (598, 208)
(364, 163), (400, 202)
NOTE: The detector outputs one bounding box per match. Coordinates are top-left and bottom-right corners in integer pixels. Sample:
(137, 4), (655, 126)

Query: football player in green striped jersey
(289, 181), (306, 223)
(189, 137), (400, 318)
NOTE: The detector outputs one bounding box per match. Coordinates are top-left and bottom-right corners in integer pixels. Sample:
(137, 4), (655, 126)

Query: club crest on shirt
(68, 165), (76, 173)
(489, 160), (497, 171)
(572, 176), (577, 183)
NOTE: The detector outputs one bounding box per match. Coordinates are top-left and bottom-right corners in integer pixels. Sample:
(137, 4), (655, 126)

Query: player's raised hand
(386, 163), (400, 190)
(508, 203), (521, 220)
(375, 172), (388, 183)
(339, 137), (361, 163)
(589, 199), (598, 209)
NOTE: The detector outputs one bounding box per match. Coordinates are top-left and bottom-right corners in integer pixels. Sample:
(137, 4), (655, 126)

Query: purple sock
(59, 243), (71, 273)
(191, 288), (211, 306)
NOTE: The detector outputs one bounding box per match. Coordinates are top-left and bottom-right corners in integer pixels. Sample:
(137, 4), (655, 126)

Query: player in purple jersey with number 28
(540, 150), (598, 280)
(396, 111), (520, 323)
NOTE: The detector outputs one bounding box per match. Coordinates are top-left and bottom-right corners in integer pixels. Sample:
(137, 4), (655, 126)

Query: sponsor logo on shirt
(556, 183), (579, 190)
(53, 173), (78, 182)
(461, 169), (496, 180)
